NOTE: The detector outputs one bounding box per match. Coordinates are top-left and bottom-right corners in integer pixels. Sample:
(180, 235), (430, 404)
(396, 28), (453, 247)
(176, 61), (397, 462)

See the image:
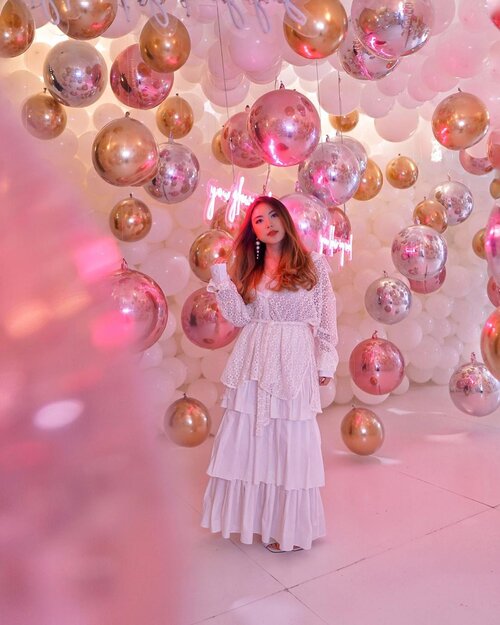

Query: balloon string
(336, 70), (347, 215)
(315, 60), (322, 140)
(263, 164), (271, 194)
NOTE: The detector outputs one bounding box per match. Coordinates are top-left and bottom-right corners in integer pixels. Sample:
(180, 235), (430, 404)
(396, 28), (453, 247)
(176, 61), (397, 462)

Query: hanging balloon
(349, 333), (405, 395)
(364, 276), (412, 325)
(339, 136), (368, 174)
(211, 203), (246, 237)
(43, 41), (107, 108)
(139, 13), (191, 73)
(351, 0), (434, 60)
(472, 228), (487, 259)
(283, 0), (348, 59)
(21, 92), (67, 140)
(189, 230), (234, 283)
(484, 203), (500, 283)
(280, 192), (330, 253)
(481, 307), (500, 380)
(413, 199), (448, 234)
(338, 25), (399, 80)
(0, 0), (34, 58)
(328, 206), (351, 242)
(432, 92), (490, 150)
(487, 277), (500, 307)
(220, 110), (264, 169)
(93, 115), (159, 186)
(430, 180), (474, 226)
(247, 88), (321, 167)
(109, 260), (168, 352)
(391, 225), (447, 280)
(408, 267), (446, 294)
(109, 195), (152, 242)
(328, 110), (359, 133)
(181, 288), (239, 349)
(50, 0), (117, 40)
(341, 406), (384, 455)
(143, 142), (199, 204)
(459, 149), (493, 176)
(353, 158), (383, 201)
(449, 353), (500, 416)
(164, 395), (211, 447)
(211, 129), (231, 165)
(156, 95), (194, 140)
(487, 128), (500, 168)
(298, 139), (361, 205)
(386, 155), (418, 189)
(490, 178), (500, 199)
(110, 44), (173, 110)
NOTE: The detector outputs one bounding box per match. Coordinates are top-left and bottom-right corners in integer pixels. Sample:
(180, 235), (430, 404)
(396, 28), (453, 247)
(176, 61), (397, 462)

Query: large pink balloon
(391, 225), (447, 280)
(181, 288), (239, 349)
(280, 192), (330, 253)
(349, 333), (405, 395)
(485, 202), (500, 283)
(220, 110), (264, 169)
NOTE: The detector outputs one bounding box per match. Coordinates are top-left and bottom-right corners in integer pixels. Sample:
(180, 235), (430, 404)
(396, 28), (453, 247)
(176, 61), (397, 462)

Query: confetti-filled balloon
(338, 24), (399, 80)
(391, 225), (447, 280)
(164, 395), (211, 447)
(341, 406), (384, 455)
(349, 333), (405, 395)
(22, 93), (67, 140)
(353, 158), (383, 201)
(144, 142), (199, 204)
(139, 13), (191, 73)
(0, 0), (34, 58)
(386, 155), (418, 189)
(50, 0), (117, 40)
(220, 110), (264, 169)
(481, 307), (500, 380)
(413, 199), (448, 234)
(365, 276), (412, 325)
(181, 288), (239, 349)
(449, 354), (500, 416)
(189, 230), (234, 282)
(431, 180), (474, 226)
(280, 192), (330, 253)
(109, 195), (152, 242)
(432, 92), (490, 150)
(408, 267), (446, 294)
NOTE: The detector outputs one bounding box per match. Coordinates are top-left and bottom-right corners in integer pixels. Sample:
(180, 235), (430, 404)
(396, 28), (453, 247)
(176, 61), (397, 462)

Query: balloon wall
(2, 0), (500, 425)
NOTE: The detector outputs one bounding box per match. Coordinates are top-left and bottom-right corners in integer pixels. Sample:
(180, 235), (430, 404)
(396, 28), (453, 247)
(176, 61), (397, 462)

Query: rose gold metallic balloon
(283, 0), (348, 59)
(139, 13), (191, 73)
(386, 155), (418, 189)
(490, 178), (500, 199)
(432, 92), (490, 151)
(472, 228), (487, 259)
(338, 24), (399, 80)
(281, 192), (330, 253)
(409, 267), (446, 294)
(349, 333), (405, 395)
(189, 230), (234, 283)
(220, 110), (264, 169)
(181, 288), (239, 349)
(110, 44), (173, 110)
(487, 128), (500, 168)
(341, 406), (384, 456)
(485, 203), (500, 283)
(92, 115), (159, 187)
(211, 129), (231, 165)
(328, 206), (351, 241)
(353, 158), (383, 201)
(430, 180), (473, 226)
(22, 92), (67, 140)
(391, 225), (447, 280)
(143, 141), (199, 204)
(487, 277), (500, 307)
(50, 0), (117, 40)
(328, 110), (359, 133)
(459, 149), (493, 176)
(156, 95), (194, 140)
(449, 353), (500, 416)
(109, 195), (152, 242)
(211, 203), (246, 236)
(413, 199), (448, 234)
(43, 40), (107, 108)
(481, 307), (500, 380)
(165, 395), (211, 447)
(0, 0), (34, 58)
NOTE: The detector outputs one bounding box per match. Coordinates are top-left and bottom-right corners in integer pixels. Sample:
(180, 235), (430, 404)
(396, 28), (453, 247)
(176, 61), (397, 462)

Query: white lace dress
(201, 252), (338, 551)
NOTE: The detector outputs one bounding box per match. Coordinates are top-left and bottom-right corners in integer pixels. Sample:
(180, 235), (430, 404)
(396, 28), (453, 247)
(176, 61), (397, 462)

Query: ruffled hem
(201, 477), (326, 552)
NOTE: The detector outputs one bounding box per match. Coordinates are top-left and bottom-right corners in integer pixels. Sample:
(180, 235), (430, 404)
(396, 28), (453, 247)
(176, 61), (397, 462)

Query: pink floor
(161, 384), (500, 625)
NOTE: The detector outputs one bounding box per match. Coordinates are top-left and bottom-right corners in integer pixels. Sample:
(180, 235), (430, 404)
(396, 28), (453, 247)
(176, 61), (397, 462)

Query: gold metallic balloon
(109, 195), (152, 242)
(156, 95), (194, 140)
(139, 13), (191, 73)
(22, 92), (67, 140)
(481, 307), (500, 381)
(353, 158), (383, 201)
(50, 0), (117, 40)
(189, 229), (234, 283)
(211, 129), (231, 165)
(490, 178), (500, 199)
(472, 228), (487, 259)
(0, 0), (34, 58)
(340, 406), (384, 456)
(413, 199), (448, 234)
(92, 115), (159, 187)
(328, 110), (359, 133)
(165, 395), (211, 447)
(211, 203), (246, 237)
(386, 155), (418, 189)
(283, 0), (348, 59)
(432, 91), (490, 151)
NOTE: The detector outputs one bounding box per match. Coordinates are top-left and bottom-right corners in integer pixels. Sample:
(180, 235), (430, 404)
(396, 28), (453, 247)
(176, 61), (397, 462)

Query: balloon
(350, 0), (434, 60)
(364, 276), (412, 325)
(109, 261), (168, 352)
(227, 14), (281, 73)
(353, 158), (383, 201)
(487, 277), (500, 307)
(374, 105), (419, 142)
(247, 88), (320, 167)
(140, 248), (190, 296)
(21, 93), (67, 140)
(472, 228), (487, 259)
(391, 225), (447, 280)
(484, 203), (500, 283)
(413, 199), (448, 234)
(328, 110), (359, 132)
(143, 142), (199, 204)
(189, 230), (234, 282)
(449, 354), (500, 416)
(481, 307), (500, 380)
(109, 195), (152, 242)
(220, 110), (264, 169)
(491, 178), (500, 199)
(340, 406), (384, 455)
(432, 92), (490, 150)
(349, 333), (405, 395)
(181, 288), (239, 349)
(0, 0), (34, 58)
(386, 155), (418, 189)
(110, 44), (173, 110)
(164, 395), (211, 447)
(408, 267), (446, 294)
(487, 128), (500, 168)
(139, 13), (191, 73)
(339, 136), (368, 174)
(156, 95), (194, 140)
(283, 0), (348, 59)
(280, 192), (330, 253)
(459, 149), (494, 176)
(102, 0), (141, 38)
(211, 129), (231, 165)
(211, 203), (246, 237)
(328, 206), (351, 241)
(92, 115), (159, 186)
(50, 0), (117, 40)
(430, 180), (474, 226)
(43, 41), (107, 108)
(338, 24), (399, 80)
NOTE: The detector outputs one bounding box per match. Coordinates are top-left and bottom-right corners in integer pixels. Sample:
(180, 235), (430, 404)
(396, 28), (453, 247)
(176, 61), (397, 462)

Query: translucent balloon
(449, 354), (500, 416)
(349, 333), (405, 395)
(364, 276), (412, 325)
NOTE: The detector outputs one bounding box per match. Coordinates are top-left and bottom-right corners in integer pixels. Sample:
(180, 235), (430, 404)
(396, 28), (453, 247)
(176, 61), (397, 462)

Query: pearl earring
(255, 238), (261, 261)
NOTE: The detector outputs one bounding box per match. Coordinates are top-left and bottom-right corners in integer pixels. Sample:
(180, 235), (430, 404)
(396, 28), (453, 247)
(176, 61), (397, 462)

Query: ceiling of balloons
(1, 0), (499, 418)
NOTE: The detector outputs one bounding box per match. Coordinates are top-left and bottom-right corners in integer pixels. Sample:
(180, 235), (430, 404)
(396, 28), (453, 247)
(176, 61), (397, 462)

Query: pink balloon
(181, 288), (240, 349)
(487, 276), (500, 306)
(102, 0), (141, 38)
(436, 26), (489, 78)
(459, 149), (494, 175)
(487, 128), (500, 167)
(349, 334), (405, 395)
(409, 267), (446, 294)
(377, 70), (407, 97)
(200, 72), (250, 108)
(420, 56), (460, 93)
(459, 0), (497, 33)
(338, 24), (399, 81)
(391, 225), (447, 280)
(406, 72), (437, 102)
(207, 42), (242, 83)
(360, 84), (395, 118)
(485, 203), (500, 283)
(431, 0), (456, 34)
(220, 110), (264, 169)
(374, 105), (419, 142)
(280, 192), (330, 253)
(320, 72), (363, 114)
(227, 14), (281, 73)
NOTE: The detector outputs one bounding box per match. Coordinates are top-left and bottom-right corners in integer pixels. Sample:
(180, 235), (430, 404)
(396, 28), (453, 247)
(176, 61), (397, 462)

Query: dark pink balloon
(487, 276), (500, 306)
(181, 288), (239, 349)
(485, 203), (500, 283)
(459, 149), (493, 175)
(409, 267), (447, 294)
(220, 110), (264, 169)
(349, 334), (405, 395)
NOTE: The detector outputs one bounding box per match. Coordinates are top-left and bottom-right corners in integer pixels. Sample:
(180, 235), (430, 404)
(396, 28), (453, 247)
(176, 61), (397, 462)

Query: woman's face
(251, 202), (286, 246)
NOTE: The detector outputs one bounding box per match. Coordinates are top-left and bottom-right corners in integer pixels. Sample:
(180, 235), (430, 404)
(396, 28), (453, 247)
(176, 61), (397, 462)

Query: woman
(201, 196), (338, 552)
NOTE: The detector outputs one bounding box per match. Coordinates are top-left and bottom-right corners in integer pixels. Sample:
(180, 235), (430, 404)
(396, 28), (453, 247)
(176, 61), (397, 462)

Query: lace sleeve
(206, 264), (252, 328)
(312, 253), (339, 377)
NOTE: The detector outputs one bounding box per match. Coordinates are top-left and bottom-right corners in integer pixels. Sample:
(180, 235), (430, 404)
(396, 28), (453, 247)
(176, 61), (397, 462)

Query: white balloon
(425, 294), (454, 320)
(409, 335), (441, 369)
(141, 367), (176, 407)
(147, 207), (174, 244)
(177, 354), (203, 384)
(180, 333), (210, 359)
(320, 378), (337, 409)
(163, 356), (187, 388)
(387, 319), (423, 351)
(392, 375), (410, 395)
(186, 378), (219, 410)
(140, 248), (190, 296)
(333, 376), (354, 405)
(431, 366), (454, 386)
(201, 350), (229, 382)
(337, 325), (363, 362)
(118, 241), (151, 266)
(406, 364), (433, 384)
(351, 380), (390, 405)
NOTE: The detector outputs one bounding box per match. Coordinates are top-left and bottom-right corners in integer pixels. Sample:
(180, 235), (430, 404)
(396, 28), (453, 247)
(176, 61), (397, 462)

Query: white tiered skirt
(201, 378), (326, 552)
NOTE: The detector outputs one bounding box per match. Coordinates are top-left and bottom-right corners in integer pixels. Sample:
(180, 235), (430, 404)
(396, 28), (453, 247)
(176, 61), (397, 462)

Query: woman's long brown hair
(228, 196), (318, 303)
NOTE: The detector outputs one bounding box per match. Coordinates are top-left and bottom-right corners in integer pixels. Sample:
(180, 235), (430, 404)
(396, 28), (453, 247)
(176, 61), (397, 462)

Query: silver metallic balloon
(485, 202), (500, 284)
(409, 267), (446, 294)
(43, 40), (107, 108)
(365, 275), (412, 325)
(391, 225), (447, 280)
(430, 180), (474, 226)
(280, 192), (330, 253)
(144, 141), (199, 204)
(449, 354), (500, 417)
(220, 110), (264, 169)
(338, 22), (400, 80)
(298, 139), (361, 206)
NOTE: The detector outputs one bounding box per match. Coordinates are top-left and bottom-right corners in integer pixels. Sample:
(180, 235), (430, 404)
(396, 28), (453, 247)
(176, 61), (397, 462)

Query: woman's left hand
(319, 376), (331, 386)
